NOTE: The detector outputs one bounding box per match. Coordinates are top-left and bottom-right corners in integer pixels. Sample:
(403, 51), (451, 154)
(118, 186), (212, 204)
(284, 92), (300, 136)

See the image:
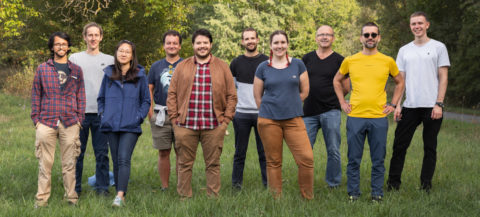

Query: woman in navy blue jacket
(97, 40), (150, 207)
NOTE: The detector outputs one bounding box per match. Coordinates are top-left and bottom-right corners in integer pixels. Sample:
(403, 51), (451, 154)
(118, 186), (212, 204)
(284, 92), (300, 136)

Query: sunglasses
(363, 33), (378, 38)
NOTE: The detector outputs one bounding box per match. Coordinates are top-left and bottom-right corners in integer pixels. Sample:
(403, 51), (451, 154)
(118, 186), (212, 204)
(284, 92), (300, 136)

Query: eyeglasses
(317, 33), (333, 37)
(363, 33), (378, 38)
(54, 43), (69, 48)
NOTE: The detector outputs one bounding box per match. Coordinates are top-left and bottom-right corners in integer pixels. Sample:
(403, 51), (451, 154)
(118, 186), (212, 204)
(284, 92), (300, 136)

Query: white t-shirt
(396, 39), (450, 108)
(69, 51), (114, 113)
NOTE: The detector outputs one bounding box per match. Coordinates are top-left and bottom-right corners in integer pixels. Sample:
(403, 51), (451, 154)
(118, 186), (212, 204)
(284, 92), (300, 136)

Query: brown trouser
(257, 117), (314, 199)
(35, 122), (80, 203)
(173, 123), (227, 198)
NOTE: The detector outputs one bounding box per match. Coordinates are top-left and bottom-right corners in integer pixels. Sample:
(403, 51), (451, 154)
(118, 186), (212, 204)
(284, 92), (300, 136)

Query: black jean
(388, 107), (443, 189)
(232, 112), (267, 187)
(76, 113), (109, 193)
(107, 132), (139, 194)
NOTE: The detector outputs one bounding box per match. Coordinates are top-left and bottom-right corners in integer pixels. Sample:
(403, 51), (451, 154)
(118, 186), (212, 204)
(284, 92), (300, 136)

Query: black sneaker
(386, 184), (399, 191)
(371, 195), (383, 202)
(348, 195), (359, 202)
(96, 190), (110, 197)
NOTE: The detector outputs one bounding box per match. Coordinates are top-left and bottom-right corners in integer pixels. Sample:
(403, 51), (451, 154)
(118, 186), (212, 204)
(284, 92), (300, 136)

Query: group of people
(30, 10), (449, 208)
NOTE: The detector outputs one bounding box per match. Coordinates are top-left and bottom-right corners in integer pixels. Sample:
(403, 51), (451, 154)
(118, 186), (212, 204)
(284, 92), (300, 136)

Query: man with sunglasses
(333, 22), (404, 202)
(387, 11), (450, 193)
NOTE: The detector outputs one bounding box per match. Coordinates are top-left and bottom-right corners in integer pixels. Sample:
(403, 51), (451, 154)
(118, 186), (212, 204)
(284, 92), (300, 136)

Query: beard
(54, 50), (68, 58)
(195, 49), (211, 59)
(245, 44), (257, 52)
(363, 40), (377, 49)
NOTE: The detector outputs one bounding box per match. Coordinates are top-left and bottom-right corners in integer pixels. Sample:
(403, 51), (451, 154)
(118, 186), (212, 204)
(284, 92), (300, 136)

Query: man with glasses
(333, 22), (404, 202)
(387, 11), (450, 193)
(69, 22), (114, 197)
(302, 25), (349, 189)
(31, 32), (86, 207)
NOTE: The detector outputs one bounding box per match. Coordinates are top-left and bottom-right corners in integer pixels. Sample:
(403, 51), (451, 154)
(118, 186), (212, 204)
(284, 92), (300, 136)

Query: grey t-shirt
(396, 39), (450, 108)
(69, 51), (114, 113)
(255, 58), (307, 120)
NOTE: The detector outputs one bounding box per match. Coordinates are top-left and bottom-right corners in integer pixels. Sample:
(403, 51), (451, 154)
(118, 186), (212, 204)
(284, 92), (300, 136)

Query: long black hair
(111, 40), (139, 82)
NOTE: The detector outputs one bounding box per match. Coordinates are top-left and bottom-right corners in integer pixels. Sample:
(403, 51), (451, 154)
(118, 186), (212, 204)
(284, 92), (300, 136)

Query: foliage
(191, 0), (361, 62)
(2, 63), (35, 98)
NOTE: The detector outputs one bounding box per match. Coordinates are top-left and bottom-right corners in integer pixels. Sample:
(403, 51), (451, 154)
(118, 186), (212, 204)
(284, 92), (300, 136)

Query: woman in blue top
(253, 30), (313, 199)
(97, 40), (151, 207)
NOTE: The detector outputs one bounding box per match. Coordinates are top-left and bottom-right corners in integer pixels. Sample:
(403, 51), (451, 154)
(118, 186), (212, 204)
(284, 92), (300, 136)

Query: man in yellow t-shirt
(333, 22), (404, 202)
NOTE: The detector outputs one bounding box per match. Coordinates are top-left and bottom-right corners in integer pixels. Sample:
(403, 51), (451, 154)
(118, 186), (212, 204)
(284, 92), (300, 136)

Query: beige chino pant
(173, 123), (227, 198)
(257, 117), (314, 199)
(35, 122), (80, 204)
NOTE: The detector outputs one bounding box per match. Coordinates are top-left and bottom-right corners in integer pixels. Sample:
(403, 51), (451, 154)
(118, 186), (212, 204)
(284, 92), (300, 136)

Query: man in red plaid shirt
(167, 29), (237, 198)
(31, 32), (86, 208)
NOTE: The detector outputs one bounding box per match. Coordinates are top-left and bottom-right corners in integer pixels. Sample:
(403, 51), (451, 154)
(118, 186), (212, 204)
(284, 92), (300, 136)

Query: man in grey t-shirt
(69, 22), (114, 196)
(387, 12), (450, 193)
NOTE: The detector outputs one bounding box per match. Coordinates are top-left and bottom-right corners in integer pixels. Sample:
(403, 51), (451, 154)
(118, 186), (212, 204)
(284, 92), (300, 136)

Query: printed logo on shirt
(58, 70), (67, 85)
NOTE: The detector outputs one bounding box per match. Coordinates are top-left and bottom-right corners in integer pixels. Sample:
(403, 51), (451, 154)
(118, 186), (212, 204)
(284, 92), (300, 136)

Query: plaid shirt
(178, 57), (219, 130)
(31, 58), (86, 129)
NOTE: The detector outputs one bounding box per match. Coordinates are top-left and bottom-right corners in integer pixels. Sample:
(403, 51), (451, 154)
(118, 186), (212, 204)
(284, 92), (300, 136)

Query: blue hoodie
(97, 65), (151, 133)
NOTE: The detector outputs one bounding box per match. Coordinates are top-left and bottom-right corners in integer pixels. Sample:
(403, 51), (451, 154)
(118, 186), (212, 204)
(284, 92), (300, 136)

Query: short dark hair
(361, 22), (380, 35)
(162, 30), (182, 45)
(111, 40), (139, 82)
(269, 30), (289, 44)
(241, 27), (258, 39)
(410, 11), (429, 22)
(82, 22), (103, 36)
(48, 32), (72, 58)
(192, 29), (213, 44)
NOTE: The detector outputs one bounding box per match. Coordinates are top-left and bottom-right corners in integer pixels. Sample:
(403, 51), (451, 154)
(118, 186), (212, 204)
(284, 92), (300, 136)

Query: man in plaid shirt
(31, 32), (85, 208)
(167, 29), (237, 198)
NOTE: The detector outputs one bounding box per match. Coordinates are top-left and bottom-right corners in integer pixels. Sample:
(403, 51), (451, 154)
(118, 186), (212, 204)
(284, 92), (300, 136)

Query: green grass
(0, 92), (479, 217)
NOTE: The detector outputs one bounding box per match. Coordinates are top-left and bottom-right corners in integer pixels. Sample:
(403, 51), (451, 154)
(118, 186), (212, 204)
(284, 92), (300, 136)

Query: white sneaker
(112, 196), (124, 207)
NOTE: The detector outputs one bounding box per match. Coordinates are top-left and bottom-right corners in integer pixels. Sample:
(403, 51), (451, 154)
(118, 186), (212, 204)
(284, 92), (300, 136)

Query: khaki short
(149, 111), (174, 150)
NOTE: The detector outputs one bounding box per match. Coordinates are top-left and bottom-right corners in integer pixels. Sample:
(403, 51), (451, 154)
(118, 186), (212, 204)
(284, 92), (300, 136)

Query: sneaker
(112, 196), (125, 207)
(386, 184), (399, 191)
(371, 195), (383, 202)
(328, 185), (339, 190)
(348, 195), (359, 202)
(232, 183), (242, 191)
(68, 200), (78, 206)
(96, 190), (110, 197)
(34, 200), (48, 209)
(161, 187), (168, 192)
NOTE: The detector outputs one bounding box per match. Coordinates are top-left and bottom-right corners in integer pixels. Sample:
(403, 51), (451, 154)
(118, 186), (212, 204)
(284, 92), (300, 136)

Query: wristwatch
(386, 102), (396, 108)
(435, 102), (444, 108)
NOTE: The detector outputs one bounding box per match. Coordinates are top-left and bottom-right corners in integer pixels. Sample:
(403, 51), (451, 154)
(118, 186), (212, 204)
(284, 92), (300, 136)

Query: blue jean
(107, 132), (139, 194)
(303, 109), (342, 187)
(346, 117), (388, 197)
(232, 112), (267, 187)
(76, 113), (109, 193)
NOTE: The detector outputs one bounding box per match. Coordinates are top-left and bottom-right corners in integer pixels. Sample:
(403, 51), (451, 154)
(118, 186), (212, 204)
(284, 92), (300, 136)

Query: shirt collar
(194, 54), (212, 65)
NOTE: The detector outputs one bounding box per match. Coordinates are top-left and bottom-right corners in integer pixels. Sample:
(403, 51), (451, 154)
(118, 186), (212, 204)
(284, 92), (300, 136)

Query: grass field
(0, 92), (479, 217)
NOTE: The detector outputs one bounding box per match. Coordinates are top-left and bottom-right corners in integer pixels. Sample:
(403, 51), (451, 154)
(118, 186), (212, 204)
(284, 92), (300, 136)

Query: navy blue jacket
(97, 65), (151, 133)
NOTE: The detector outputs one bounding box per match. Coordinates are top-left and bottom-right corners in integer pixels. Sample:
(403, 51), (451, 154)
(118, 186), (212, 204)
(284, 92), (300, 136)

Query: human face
(116, 43), (133, 65)
(52, 36), (70, 59)
(361, 26), (380, 49)
(241, 31), (259, 52)
(164, 35), (181, 57)
(410, 15), (430, 38)
(193, 35), (212, 60)
(315, 26), (334, 49)
(83, 26), (103, 51)
(270, 34), (288, 58)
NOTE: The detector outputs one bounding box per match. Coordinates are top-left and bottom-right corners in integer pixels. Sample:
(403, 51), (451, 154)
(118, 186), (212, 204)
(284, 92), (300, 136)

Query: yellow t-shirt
(339, 52), (399, 118)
